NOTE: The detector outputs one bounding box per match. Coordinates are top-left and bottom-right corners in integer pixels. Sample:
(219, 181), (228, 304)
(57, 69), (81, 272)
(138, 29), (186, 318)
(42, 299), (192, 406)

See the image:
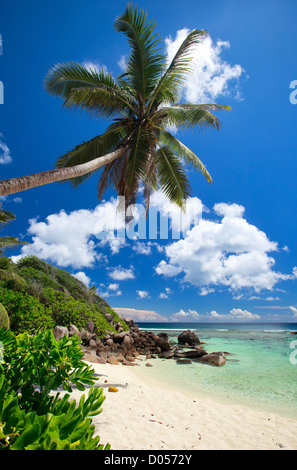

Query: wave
(139, 328), (194, 332)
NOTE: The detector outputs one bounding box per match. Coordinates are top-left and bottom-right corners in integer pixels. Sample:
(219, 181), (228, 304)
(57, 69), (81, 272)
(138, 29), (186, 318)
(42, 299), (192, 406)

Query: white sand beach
(66, 360), (297, 451)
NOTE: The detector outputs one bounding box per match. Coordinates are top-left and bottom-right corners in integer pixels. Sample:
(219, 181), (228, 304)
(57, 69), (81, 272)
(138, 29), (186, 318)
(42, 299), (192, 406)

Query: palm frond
(154, 104), (230, 131)
(148, 29), (208, 110)
(155, 144), (191, 207)
(157, 126), (213, 182)
(44, 62), (137, 118)
(0, 237), (29, 253)
(114, 3), (165, 102)
(0, 208), (16, 226)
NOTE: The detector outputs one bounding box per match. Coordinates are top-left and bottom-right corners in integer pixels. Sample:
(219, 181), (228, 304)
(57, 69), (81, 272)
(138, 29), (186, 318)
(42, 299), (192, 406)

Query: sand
(65, 359), (297, 450)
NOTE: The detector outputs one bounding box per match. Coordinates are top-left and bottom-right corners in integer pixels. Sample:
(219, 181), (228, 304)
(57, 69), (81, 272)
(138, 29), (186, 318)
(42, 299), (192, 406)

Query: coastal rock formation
(52, 320), (227, 367)
(177, 329), (200, 346)
(198, 352), (226, 367)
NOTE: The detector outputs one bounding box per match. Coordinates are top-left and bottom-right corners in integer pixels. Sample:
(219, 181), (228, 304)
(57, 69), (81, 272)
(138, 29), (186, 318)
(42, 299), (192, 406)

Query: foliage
(0, 328), (110, 450)
(0, 204), (29, 254)
(44, 3), (230, 211)
(0, 256), (123, 335)
(0, 286), (55, 334)
(0, 303), (9, 329)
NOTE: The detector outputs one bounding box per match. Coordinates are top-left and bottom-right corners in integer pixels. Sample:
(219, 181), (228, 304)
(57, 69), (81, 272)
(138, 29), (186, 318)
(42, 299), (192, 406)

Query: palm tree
(0, 205), (28, 254)
(0, 3), (230, 212)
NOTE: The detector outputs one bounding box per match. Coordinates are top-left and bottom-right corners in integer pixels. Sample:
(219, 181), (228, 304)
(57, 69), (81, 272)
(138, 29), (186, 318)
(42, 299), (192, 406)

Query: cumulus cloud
(165, 28), (245, 103)
(108, 266), (135, 281)
(132, 242), (152, 255)
(72, 271), (91, 288)
(155, 201), (297, 294)
(0, 134), (12, 165)
(10, 207), (106, 269)
(159, 287), (172, 299)
(209, 308), (261, 321)
(10, 199), (126, 268)
(170, 309), (200, 322)
(136, 290), (150, 299)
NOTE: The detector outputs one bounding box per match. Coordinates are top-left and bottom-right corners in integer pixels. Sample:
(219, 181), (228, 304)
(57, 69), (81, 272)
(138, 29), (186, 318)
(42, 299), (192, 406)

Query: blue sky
(1, 0), (297, 322)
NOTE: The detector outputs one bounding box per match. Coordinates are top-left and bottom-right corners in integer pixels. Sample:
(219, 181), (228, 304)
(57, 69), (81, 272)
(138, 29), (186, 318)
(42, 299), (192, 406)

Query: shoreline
(64, 360), (297, 450)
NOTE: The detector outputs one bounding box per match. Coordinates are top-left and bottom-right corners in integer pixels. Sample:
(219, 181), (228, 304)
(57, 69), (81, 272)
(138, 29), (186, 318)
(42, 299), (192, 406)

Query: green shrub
(0, 328), (110, 450)
(16, 256), (51, 274)
(0, 287), (55, 334)
(0, 303), (9, 329)
(0, 257), (12, 270)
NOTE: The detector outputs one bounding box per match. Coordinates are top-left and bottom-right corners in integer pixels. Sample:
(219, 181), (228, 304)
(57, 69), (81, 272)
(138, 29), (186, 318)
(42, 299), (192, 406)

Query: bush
(16, 256), (52, 274)
(0, 303), (9, 329)
(0, 287), (55, 334)
(0, 328), (110, 450)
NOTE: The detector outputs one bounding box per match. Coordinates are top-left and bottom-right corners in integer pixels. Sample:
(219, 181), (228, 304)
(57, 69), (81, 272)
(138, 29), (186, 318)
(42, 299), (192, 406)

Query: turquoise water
(137, 323), (297, 419)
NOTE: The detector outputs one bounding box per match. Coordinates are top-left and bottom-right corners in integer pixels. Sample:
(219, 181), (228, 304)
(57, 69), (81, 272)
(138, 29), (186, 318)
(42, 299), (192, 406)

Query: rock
(107, 357), (119, 365)
(198, 353), (226, 367)
(174, 349), (207, 359)
(53, 326), (68, 341)
(158, 332), (169, 341)
(105, 313), (114, 323)
(86, 321), (95, 334)
(123, 317), (135, 328)
(123, 334), (134, 346)
(176, 358), (192, 364)
(154, 335), (171, 351)
(89, 339), (97, 348)
(122, 359), (137, 366)
(83, 352), (100, 363)
(178, 329), (200, 346)
(68, 324), (81, 339)
(158, 350), (174, 359)
(105, 338), (115, 348)
(113, 331), (129, 344)
(146, 362), (153, 367)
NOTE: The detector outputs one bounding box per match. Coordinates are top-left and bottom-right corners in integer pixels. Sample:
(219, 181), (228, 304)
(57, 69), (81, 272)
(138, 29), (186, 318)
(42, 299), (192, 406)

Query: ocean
(136, 322), (297, 419)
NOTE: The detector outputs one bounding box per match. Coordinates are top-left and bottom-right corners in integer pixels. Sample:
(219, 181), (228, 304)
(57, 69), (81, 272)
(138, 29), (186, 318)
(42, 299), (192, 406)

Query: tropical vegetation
(0, 327), (110, 450)
(0, 3), (230, 214)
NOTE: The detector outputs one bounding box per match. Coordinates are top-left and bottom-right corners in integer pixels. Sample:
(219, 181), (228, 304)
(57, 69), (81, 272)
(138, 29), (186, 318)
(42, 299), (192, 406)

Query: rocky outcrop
(177, 329), (201, 346)
(198, 352), (226, 367)
(52, 320), (227, 367)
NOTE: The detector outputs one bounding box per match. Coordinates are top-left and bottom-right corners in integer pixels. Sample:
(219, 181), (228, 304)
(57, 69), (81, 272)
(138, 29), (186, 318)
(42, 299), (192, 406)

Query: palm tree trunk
(0, 147), (127, 196)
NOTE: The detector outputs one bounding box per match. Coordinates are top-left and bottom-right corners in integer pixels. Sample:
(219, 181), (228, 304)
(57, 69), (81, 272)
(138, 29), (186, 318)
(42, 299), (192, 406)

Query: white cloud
(170, 308), (200, 322)
(0, 134), (12, 164)
(155, 200), (297, 294)
(159, 292), (168, 299)
(132, 241), (152, 255)
(11, 207), (106, 269)
(10, 199), (126, 268)
(97, 281), (122, 298)
(72, 271), (91, 288)
(289, 306), (297, 317)
(113, 307), (168, 322)
(165, 28), (245, 103)
(209, 308), (261, 321)
(159, 287), (172, 299)
(136, 290), (150, 299)
(13, 197), (22, 203)
(108, 266), (135, 281)
(82, 60), (105, 72)
(108, 283), (120, 291)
